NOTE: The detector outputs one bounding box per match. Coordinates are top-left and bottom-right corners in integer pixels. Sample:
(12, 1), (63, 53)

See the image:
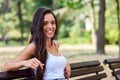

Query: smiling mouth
(46, 29), (54, 33)
(45, 30), (54, 35)
(47, 30), (53, 33)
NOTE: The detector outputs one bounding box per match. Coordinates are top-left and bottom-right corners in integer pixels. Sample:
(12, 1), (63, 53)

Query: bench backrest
(70, 60), (107, 80)
(104, 58), (120, 80)
(0, 60), (107, 80)
(0, 68), (34, 80)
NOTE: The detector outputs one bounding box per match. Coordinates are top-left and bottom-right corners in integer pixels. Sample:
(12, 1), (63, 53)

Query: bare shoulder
(28, 42), (36, 50)
(21, 42), (36, 56)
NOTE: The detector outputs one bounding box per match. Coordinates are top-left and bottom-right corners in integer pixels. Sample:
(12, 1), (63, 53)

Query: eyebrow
(43, 20), (55, 22)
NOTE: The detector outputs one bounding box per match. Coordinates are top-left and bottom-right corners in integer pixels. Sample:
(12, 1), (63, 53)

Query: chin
(46, 36), (54, 39)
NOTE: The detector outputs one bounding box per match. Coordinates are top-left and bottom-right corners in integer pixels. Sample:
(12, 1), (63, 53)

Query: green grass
(0, 41), (28, 47)
(58, 37), (91, 45)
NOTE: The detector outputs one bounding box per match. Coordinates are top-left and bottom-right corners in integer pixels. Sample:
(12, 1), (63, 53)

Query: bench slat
(0, 69), (34, 80)
(112, 69), (120, 76)
(112, 69), (120, 80)
(104, 58), (120, 64)
(71, 60), (100, 69)
(76, 73), (107, 80)
(110, 63), (120, 69)
(70, 66), (104, 77)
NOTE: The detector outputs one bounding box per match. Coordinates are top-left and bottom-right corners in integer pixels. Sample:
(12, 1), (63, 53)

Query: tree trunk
(90, 0), (97, 45)
(18, 0), (24, 44)
(115, 0), (120, 57)
(96, 0), (106, 54)
(1, 0), (9, 14)
(1, 0), (9, 40)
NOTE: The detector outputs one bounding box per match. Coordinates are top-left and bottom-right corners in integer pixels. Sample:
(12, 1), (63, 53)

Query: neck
(46, 38), (52, 47)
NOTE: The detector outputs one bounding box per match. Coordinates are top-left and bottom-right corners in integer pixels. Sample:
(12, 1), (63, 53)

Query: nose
(48, 22), (52, 28)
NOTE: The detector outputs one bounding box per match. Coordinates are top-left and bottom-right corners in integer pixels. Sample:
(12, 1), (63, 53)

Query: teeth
(46, 30), (53, 33)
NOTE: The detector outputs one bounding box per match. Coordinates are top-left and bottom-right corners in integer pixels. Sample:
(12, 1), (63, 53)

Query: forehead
(44, 13), (55, 21)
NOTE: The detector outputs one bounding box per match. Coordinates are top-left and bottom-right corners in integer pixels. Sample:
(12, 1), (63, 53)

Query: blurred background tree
(0, 0), (119, 55)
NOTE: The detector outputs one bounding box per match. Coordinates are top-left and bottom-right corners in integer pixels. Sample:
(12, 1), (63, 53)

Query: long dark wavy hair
(29, 7), (58, 80)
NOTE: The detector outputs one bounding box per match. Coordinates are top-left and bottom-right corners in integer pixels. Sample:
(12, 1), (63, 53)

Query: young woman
(1, 7), (71, 80)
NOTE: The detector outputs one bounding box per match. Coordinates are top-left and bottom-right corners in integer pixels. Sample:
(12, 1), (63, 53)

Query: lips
(46, 30), (53, 33)
(46, 30), (54, 33)
(45, 30), (55, 37)
(44, 27), (56, 38)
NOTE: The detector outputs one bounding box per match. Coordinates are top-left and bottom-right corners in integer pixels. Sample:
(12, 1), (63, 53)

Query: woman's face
(43, 13), (56, 39)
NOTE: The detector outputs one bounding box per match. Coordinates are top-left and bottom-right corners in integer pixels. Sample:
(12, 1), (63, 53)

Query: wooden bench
(70, 60), (107, 80)
(0, 60), (107, 80)
(104, 58), (120, 80)
(0, 68), (34, 80)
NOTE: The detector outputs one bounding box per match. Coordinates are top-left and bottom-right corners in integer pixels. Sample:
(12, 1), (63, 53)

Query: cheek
(54, 26), (56, 31)
(43, 26), (46, 32)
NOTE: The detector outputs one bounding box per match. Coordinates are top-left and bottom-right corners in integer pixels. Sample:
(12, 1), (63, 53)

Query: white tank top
(43, 52), (67, 80)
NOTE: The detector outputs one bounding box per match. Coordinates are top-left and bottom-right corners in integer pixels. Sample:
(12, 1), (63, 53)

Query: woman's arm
(64, 61), (71, 80)
(1, 42), (44, 72)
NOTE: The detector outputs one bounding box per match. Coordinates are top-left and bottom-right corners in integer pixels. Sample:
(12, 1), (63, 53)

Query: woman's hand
(22, 58), (44, 70)
(64, 62), (71, 80)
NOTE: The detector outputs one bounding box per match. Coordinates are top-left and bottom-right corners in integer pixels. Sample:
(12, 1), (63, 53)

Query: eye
(51, 20), (56, 25)
(43, 21), (48, 26)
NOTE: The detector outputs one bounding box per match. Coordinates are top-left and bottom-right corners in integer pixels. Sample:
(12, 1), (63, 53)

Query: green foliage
(7, 29), (20, 39)
(58, 24), (70, 38)
(53, 0), (68, 9)
(58, 37), (91, 45)
(105, 0), (118, 44)
(106, 29), (118, 44)
(69, 23), (81, 38)
(0, 0), (119, 45)
(67, 0), (83, 9)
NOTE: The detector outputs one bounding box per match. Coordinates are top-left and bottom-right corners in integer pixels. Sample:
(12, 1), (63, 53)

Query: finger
(40, 63), (44, 69)
(31, 58), (44, 70)
(33, 58), (44, 69)
(30, 65), (36, 69)
(30, 59), (40, 68)
(31, 61), (39, 69)
(32, 58), (41, 67)
(34, 58), (42, 65)
(28, 59), (39, 69)
(28, 62), (37, 69)
(25, 59), (39, 69)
